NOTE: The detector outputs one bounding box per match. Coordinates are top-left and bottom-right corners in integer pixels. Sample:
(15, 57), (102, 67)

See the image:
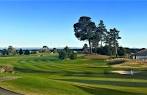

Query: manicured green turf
(0, 54), (147, 95)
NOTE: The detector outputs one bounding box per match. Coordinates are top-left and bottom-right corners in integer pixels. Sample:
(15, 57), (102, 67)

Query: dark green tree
(7, 46), (16, 56)
(58, 50), (67, 60)
(97, 20), (107, 47)
(19, 48), (23, 55)
(24, 50), (30, 55)
(118, 47), (126, 56)
(52, 48), (57, 53)
(74, 16), (96, 53)
(96, 46), (111, 55)
(58, 46), (70, 60)
(108, 28), (121, 57)
(58, 46), (77, 60)
(92, 30), (101, 49)
(69, 52), (77, 60)
(2, 49), (8, 55)
(64, 46), (70, 54)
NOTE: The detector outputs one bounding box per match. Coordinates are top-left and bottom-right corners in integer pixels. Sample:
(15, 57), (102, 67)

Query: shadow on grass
(14, 66), (101, 76)
(14, 67), (60, 74)
(75, 85), (146, 95)
(59, 79), (147, 88)
(17, 56), (59, 64)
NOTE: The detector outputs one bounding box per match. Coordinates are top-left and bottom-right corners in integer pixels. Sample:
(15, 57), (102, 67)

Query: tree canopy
(74, 16), (121, 56)
(74, 16), (96, 53)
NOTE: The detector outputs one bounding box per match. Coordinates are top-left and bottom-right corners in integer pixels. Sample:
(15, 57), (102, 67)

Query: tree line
(0, 46), (58, 56)
(74, 16), (121, 57)
(1, 46), (31, 56)
(0, 45), (77, 60)
(0, 16), (136, 58)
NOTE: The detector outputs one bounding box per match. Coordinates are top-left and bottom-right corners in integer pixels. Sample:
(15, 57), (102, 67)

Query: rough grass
(84, 54), (110, 60)
(0, 54), (147, 95)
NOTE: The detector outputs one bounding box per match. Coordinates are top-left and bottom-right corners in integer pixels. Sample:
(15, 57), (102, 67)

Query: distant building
(132, 49), (147, 60)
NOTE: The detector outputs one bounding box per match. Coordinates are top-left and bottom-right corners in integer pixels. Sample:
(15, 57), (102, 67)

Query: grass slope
(0, 54), (147, 95)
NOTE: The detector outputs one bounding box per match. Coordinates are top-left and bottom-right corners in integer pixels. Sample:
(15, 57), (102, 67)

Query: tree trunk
(88, 39), (92, 54)
(100, 40), (103, 47)
(115, 41), (118, 57)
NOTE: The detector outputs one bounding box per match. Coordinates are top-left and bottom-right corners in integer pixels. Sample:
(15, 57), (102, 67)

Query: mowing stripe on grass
(53, 79), (147, 94)
(53, 76), (147, 83)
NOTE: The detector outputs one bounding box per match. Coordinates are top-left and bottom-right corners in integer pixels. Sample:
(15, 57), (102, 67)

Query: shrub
(58, 50), (67, 60)
(52, 48), (57, 53)
(118, 47), (126, 56)
(69, 52), (77, 60)
(58, 47), (77, 60)
(18, 48), (23, 55)
(95, 46), (112, 56)
(24, 50), (30, 55)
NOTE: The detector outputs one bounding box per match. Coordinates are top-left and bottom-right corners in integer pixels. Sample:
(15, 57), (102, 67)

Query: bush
(95, 46), (112, 56)
(69, 52), (77, 60)
(58, 47), (77, 60)
(58, 50), (67, 60)
(24, 50), (30, 55)
(52, 48), (57, 53)
(118, 47), (126, 56)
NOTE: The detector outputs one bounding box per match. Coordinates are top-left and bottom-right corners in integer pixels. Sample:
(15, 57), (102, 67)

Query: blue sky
(0, 0), (147, 48)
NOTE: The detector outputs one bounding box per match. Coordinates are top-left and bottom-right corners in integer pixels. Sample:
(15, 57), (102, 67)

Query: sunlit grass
(0, 54), (147, 95)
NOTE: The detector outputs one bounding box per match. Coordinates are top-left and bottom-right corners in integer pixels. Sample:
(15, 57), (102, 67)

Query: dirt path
(0, 87), (23, 95)
(0, 76), (23, 95)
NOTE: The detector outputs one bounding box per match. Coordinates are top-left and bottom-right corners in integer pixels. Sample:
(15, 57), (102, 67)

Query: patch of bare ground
(0, 87), (23, 95)
(0, 76), (23, 95)
(84, 54), (110, 60)
(112, 59), (147, 69)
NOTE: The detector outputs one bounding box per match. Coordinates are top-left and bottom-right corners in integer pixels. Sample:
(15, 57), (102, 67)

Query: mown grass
(0, 54), (147, 95)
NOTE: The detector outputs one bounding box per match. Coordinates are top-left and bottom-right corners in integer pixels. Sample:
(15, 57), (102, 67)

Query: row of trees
(0, 46), (58, 56)
(1, 46), (30, 56)
(74, 16), (121, 56)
